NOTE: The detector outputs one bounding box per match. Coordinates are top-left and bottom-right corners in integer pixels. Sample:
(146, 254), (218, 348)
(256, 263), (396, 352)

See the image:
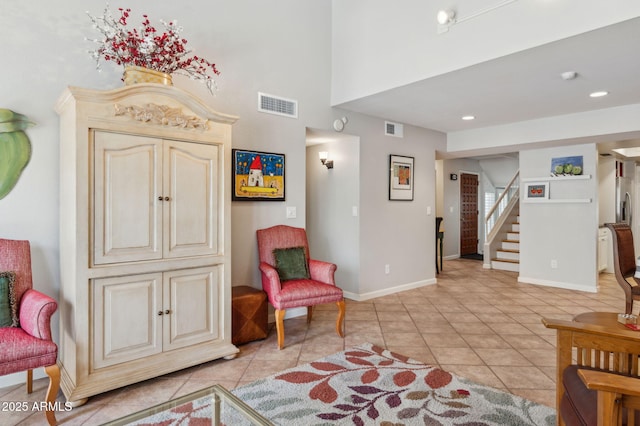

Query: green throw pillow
(273, 247), (310, 282)
(0, 271), (18, 327)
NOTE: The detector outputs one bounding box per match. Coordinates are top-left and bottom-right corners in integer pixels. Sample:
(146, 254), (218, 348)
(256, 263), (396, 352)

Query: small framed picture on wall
(389, 155), (414, 201)
(524, 182), (549, 202)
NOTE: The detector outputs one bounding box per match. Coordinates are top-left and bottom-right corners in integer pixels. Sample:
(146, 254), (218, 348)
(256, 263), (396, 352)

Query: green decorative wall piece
(0, 109), (34, 199)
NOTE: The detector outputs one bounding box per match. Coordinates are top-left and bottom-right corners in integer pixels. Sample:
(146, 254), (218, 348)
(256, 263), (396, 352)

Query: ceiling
(334, 17), (640, 158)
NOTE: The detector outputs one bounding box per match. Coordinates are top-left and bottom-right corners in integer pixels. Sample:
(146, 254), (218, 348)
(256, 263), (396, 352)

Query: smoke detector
(561, 71), (578, 81)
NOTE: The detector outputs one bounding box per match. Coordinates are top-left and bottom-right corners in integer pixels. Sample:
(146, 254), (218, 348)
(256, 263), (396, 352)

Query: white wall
(436, 160), (444, 218)
(479, 157), (519, 188)
(307, 115), (442, 300)
(331, 0), (640, 106)
(519, 143), (599, 292)
(599, 156), (617, 226)
(306, 137), (360, 296)
(447, 104), (640, 157)
(344, 111), (442, 297)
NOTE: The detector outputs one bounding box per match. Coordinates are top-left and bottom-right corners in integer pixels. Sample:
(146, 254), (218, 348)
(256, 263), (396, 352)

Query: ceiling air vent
(385, 121), (404, 138)
(258, 92), (298, 118)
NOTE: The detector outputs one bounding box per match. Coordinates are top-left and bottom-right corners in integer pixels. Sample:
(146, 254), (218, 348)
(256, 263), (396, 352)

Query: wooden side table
(573, 312), (628, 329)
(232, 286), (268, 345)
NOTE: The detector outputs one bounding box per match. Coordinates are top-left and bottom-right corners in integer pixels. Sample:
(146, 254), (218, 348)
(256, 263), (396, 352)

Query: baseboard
(273, 306), (307, 322)
(518, 276), (597, 293)
(0, 369), (46, 388)
(343, 279), (436, 302)
(267, 279), (437, 322)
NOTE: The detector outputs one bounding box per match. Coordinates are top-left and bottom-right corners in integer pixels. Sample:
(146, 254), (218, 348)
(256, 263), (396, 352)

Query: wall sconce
(319, 151), (334, 169)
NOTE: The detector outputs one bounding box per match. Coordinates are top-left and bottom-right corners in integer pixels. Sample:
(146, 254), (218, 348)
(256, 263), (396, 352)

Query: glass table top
(101, 384), (273, 426)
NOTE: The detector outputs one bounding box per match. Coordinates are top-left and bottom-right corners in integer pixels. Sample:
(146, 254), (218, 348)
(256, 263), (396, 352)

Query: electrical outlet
(385, 264), (390, 274)
(551, 259), (558, 269)
(286, 206), (296, 219)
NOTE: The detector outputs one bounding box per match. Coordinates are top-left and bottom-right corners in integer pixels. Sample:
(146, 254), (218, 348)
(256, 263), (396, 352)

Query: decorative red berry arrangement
(87, 5), (220, 94)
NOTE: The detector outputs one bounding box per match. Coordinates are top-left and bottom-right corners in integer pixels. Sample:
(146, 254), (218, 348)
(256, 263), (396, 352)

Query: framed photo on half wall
(232, 149), (285, 201)
(389, 155), (414, 201)
(524, 182), (549, 202)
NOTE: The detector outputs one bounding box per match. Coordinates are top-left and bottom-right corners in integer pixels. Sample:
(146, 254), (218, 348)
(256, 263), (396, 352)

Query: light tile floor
(1, 258), (630, 425)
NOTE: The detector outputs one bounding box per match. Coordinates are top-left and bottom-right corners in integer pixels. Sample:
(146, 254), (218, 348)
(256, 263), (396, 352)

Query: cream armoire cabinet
(55, 84), (238, 404)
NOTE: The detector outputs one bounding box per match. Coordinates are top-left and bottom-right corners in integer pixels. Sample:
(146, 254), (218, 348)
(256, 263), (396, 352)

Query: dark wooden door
(460, 173), (479, 255)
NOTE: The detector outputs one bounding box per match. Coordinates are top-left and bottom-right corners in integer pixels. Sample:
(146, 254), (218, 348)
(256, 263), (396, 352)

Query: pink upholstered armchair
(0, 239), (59, 425)
(257, 225), (345, 349)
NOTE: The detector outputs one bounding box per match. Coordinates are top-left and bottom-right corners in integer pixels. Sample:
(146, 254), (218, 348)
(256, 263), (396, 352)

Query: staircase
(483, 169), (520, 272)
(491, 217), (520, 272)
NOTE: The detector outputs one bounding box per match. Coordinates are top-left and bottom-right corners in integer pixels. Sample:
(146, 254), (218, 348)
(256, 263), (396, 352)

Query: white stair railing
(485, 170), (519, 240)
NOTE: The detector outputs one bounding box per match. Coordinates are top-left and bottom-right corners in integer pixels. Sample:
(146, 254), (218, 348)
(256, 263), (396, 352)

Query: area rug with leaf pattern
(130, 342), (556, 425)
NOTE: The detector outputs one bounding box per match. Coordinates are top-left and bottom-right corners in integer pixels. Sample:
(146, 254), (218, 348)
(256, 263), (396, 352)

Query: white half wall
(519, 143), (599, 291)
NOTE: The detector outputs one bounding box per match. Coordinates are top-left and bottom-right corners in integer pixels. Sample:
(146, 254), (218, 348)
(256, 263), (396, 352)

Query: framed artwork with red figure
(524, 182), (549, 202)
(232, 149), (285, 201)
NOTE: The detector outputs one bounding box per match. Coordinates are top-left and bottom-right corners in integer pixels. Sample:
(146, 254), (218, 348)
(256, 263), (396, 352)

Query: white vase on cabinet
(55, 84), (238, 404)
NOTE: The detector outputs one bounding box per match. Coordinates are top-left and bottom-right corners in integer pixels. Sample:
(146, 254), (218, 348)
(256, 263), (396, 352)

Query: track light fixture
(437, 9), (456, 25)
(437, 0), (519, 33)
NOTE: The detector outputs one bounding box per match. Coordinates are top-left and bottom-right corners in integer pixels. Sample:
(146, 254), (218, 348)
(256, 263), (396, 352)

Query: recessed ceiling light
(590, 91), (609, 98)
(462, 115), (475, 121)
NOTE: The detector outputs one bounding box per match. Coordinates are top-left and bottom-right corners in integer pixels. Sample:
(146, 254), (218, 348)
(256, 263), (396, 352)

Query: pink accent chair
(257, 225), (345, 349)
(0, 239), (59, 425)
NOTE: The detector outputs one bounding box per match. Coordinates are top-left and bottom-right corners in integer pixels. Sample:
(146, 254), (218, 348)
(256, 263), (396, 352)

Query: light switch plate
(286, 206), (297, 219)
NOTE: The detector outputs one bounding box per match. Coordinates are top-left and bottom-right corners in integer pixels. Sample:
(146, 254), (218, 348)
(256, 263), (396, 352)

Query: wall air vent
(258, 92), (298, 118)
(385, 121), (404, 138)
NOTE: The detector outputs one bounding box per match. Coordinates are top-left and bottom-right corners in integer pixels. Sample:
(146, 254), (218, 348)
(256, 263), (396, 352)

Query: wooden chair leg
(26, 369), (33, 394)
(306, 306), (313, 324)
(44, 363), (60, 426)
(596, 390), (621, 426)
(336, 300), (345, 338)
(626, 299), (633, 315)
(275, 309), (286, 350)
